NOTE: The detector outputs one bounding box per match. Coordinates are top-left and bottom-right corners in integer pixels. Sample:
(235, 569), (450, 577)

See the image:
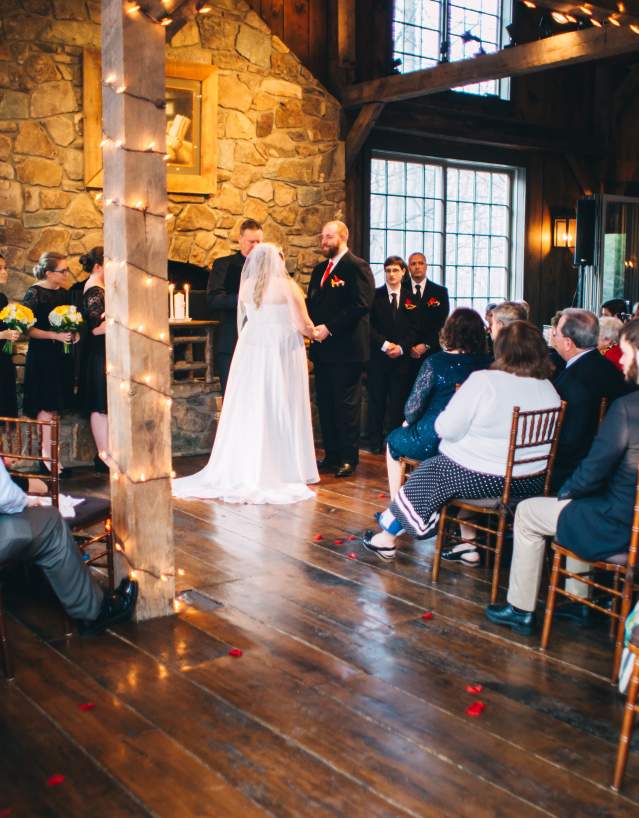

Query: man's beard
(322, 245), (338, 259)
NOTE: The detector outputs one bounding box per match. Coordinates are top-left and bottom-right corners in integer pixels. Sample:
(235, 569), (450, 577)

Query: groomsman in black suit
(366, 256), (418, 454)
(404, 252), (450, 385)
(307, 221), (375, 478)
(206, 219), (263, 394)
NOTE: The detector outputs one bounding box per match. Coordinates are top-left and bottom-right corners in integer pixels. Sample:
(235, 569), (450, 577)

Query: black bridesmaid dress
(0, 291), (18, 417)
(21, 285), (75, 418)
(81, 285), (107, 414)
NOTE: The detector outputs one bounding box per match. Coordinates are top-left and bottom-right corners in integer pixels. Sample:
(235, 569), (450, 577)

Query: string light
(608, 15), (621, 25)
(126, 2), (140, 13)
(105, 72), (116, 85)
(198, 3), (212, 12)
(522, 0), (536, 6)
(590, 17), (602, 26)
(159, 16), (172, 25)
(551, 11), (568, 23)
(580, 5), (592, 14)
(630, 23), (639, 33)
(116, 84), (127, 94)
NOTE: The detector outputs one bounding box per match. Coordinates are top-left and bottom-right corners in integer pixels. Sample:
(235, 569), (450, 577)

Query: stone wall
(0, 0), (345, 301)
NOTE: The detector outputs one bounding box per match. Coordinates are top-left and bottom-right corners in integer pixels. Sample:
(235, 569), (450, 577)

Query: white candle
(174, 292), (185, 320)
(168, 283), (175, 320)
(184, 283), (190, 319)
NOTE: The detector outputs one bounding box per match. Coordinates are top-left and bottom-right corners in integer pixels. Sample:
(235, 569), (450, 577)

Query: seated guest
(366, 256), (417, 453)
(0, 458), (138, 634)
(385, 308), (490, 497)
(490, 301), (529, 343)
(547, 310), (565, 375)
(485, 318), (639, 634)
(598, 315), (624, 371)
(363, 321), (560, 562)
(485, 302), (498, 355)
(551, 309), (628, 491)
(601, 298), (628, 320)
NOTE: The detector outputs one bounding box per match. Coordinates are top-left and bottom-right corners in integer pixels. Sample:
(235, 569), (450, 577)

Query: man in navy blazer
(366, 256), (418, 453)
(486, 318), (639, 635)
(307, 221), (375, 477)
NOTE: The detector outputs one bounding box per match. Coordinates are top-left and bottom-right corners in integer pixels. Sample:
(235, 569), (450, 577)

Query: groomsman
(404, 252), (450, 384)
(206, 219), (263, 394)
(366, 256), (417, 454)
(307, 221), (375, 478)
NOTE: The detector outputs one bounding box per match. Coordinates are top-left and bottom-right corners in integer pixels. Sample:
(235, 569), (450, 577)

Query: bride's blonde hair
(252, 245), (286, 309)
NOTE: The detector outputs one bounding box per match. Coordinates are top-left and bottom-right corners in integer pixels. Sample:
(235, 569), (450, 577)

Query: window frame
(368, 149), (526, 310)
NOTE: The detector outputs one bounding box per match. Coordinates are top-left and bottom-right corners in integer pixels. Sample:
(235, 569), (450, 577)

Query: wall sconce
(553, 216), (576, 248)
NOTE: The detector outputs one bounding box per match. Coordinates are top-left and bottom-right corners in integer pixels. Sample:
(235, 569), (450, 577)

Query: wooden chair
(541, 464), (639, 684)
(0, 416), (114, 678)
(432, 401), (567, 603)
(613, 640), (639, 791)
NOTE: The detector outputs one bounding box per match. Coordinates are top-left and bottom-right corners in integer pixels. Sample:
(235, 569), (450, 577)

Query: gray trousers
(507, 496), (590, 612)
(0, 506), (103, 620)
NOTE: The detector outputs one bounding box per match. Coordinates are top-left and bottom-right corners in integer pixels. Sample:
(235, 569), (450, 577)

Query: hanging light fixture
(553, 216), (577, 248)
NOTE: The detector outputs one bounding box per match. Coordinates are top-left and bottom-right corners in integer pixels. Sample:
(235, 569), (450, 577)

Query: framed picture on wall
(83, 49), (218, 195)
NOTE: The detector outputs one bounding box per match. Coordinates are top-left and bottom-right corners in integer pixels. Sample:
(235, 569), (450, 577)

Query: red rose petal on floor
(47, 775), (65, 787)
(313, 534), (324, 541)
(466, 684), (483, 695)
(79, 702), (96, 712)
(465, 701), (486, 717)
(347, 552), (358, 560)
(421, 611), (433, 620)
(334, 538), (344, 545)
(347, 535), (358, 541)
(377, 493), (386, 498)
(228, 648), (243, 657)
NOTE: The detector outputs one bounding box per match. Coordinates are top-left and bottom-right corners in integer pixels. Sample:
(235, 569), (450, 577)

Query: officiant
(206, 219), (263, 394)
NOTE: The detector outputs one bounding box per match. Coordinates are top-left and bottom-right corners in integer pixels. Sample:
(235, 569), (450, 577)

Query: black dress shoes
(335, 462), (355, 478)
(79, 578), (139, 636)
(317, 458), (338, 473)
(553, 600), (592, 626)
(485, 603), (536, 635)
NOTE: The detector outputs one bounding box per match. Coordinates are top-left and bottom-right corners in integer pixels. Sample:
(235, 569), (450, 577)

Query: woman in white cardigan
(364, 321), (561, 562)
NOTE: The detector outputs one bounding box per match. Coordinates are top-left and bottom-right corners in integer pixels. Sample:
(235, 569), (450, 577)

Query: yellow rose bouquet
(0, 303), (36, 354)
(49, 304), (84, 353)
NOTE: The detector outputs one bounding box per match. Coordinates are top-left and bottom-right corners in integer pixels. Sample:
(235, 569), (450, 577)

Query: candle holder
(168, 283), (192, 322)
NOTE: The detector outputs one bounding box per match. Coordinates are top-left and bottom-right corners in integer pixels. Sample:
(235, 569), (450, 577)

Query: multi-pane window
(393, 0), (510, 97)
(369, 154), (524, 315)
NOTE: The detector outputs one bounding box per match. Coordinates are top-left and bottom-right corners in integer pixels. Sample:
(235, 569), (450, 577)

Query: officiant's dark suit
(206, 251), (244, 394)
(366, 285), (418, 451)
(307, 251), (375, 474)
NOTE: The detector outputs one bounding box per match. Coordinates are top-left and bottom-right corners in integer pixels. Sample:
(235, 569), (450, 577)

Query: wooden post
(101, 0), (174, 620)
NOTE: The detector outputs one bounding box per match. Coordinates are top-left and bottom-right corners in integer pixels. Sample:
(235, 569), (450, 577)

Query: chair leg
(491, 514), (507, 605)
(613, 659), (639, 791)
(432, 506), (448, 583)
(541, 550), (562, 653)
(612, 577), (635, 684)
(0, 586), (14, 680)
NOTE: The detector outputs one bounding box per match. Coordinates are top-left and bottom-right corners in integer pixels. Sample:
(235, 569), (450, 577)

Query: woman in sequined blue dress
(385, 308), (490, 496)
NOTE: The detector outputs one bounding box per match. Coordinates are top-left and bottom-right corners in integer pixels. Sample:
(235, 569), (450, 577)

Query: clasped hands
(312, 324), (330, 342)
(384, 342), (403, 359)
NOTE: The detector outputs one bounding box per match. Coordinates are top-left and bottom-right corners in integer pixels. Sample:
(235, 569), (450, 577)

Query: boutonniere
(427, 297), (441, 307)
(330, 276), (345, 287)
(404, 299), (417, 310)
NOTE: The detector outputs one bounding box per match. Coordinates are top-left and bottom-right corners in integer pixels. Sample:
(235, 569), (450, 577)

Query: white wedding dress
(173, 246), (319, 504)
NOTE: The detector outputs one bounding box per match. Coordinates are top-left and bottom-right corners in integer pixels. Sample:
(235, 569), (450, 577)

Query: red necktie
(320, 260), (334, 288)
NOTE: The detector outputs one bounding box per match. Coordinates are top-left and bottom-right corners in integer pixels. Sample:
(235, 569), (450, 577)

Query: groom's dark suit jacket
(206, 251), (246, 356)
(306, 251), (375, 364)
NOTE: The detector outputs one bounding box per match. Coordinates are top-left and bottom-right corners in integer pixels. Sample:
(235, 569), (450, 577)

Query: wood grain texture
(3, 454), (639, 815)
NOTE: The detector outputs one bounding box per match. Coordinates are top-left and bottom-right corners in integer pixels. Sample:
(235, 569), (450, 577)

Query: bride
(172, 242), (320, 504)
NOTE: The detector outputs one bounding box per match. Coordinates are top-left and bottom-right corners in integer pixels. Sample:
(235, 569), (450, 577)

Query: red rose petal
(79, 702), (96, 712)
(334, 538), (344, 545)
(228, 648), (243, 657)
(347, 552), (358, 560)
(465, 701), (486, 718)
(313, 534), (324, 541)
(421, 611), (433, 620)
(466, 684), (483, 695)
(377, 493), (386, 498)
(347, 535), (357, 541)
(47, 775), (65, 787)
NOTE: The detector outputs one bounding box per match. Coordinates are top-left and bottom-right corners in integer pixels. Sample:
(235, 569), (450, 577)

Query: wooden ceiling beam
(341, 25), (639, 108)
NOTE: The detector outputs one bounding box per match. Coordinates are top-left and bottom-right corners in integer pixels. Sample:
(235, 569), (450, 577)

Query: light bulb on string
(146, 141), (156, 151)
(105, 73), (116, 85)
(127, 2), (140, 13)
(579, 4), (592, 13)
(116, 84), (127, 94)
(631, 23), (639, 33)
(522, 0), (536, 7)
(609, 15), (621, 25)
(159, 16), (172, 26)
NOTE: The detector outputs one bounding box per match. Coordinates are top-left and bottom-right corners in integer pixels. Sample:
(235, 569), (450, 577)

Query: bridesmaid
(79, 246), (109, 473)
(0, 254), (19, 418)
(22, 251), (79, 477)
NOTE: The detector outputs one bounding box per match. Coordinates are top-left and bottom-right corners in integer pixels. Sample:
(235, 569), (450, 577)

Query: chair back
(502, 401), (567, 505)
(624, 463), (639, 572)
(0, 415), (59, 507)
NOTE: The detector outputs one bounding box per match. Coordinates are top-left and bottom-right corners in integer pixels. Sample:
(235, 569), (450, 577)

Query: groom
(307, 220), (375, 478)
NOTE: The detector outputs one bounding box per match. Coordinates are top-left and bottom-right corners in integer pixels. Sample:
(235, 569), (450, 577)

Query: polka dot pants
(387, 454), (545, 539)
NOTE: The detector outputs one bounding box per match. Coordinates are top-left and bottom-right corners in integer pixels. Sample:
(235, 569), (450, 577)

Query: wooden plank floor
(3, 452), (639, 817)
